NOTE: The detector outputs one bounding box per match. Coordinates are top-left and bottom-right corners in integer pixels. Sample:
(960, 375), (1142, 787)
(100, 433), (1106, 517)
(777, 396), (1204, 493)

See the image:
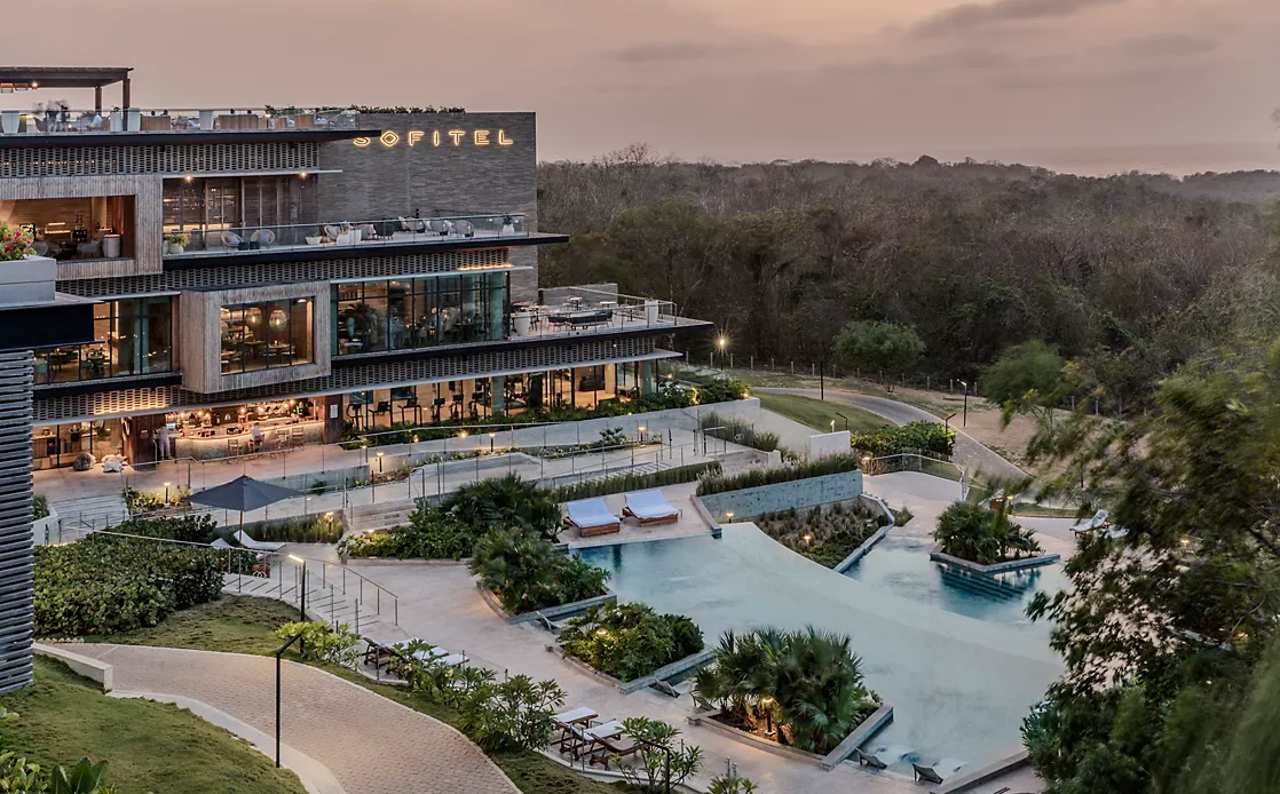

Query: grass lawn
(101, 596), (627, 794)
(0, 658), (307, 794)
(756, 391), (888, 435)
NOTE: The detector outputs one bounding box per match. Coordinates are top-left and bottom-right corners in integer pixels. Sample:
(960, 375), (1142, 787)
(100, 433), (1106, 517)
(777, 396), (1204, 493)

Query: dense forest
(538, 147), (1280, 412)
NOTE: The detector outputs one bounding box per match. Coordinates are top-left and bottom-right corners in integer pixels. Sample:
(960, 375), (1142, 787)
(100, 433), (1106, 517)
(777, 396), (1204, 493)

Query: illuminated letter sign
(408, 129), (425, 147)
(379, 130), (401, 148)
(473, 129), (490, 146)
(432, 130), (442, 147)
(498, 129), (513, 146)
(447, 129), (465, 146)
(352, 136), (372, 148)
(352, 127), (517, 150)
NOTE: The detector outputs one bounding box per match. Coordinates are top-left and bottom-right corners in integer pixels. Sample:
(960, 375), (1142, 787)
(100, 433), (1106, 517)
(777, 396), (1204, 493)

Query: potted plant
(164, 232), (188, 255)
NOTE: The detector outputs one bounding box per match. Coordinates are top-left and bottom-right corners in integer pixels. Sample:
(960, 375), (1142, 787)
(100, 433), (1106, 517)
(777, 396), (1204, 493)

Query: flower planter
(0, 255), (57, 307)
(928, 545), (1061, 575)
(0, 110), (20, 134)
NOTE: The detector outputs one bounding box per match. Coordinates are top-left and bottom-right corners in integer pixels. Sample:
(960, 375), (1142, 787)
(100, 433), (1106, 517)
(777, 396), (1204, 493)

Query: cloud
(610, 41), (739, 63)
(911, 0), (1125, 37)
(1124, 33), (1217, 57)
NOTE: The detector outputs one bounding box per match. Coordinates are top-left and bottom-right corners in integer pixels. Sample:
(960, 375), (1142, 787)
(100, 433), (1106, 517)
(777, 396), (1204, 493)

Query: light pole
(288, 554), (307, 620)
(715, 334), (727, 370)
(958, 380), (969, 427)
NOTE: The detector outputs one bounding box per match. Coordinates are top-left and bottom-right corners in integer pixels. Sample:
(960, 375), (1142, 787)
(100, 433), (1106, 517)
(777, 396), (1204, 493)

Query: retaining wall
(698, 470), (864, 523)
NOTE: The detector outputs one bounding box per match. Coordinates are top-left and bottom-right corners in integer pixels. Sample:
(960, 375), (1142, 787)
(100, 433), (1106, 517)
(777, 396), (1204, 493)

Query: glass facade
(33, 297), (173, 384)
(333, 274), (507, 356)
(220, 298), (315, 374)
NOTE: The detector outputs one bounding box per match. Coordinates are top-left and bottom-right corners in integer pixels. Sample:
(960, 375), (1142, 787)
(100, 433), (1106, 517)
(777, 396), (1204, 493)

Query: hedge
(34, 534), (224, 637)
(548, 461), (722, 502)
(848, 421), (955, 458)
(695, 454), (861, 496)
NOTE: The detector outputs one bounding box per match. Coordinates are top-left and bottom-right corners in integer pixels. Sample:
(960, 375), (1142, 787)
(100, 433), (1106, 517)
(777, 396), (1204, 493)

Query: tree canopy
(832, 320), (925, 377)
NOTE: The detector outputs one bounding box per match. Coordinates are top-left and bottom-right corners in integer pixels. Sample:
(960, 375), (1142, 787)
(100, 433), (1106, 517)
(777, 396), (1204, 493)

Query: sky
(8, 0), (1280, 174)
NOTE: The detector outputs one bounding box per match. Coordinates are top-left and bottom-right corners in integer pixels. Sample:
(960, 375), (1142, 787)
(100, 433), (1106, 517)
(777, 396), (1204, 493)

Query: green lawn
(756, 391), (889, 435)
(100, 596), (627, 794)
(1, 658), (307, 794)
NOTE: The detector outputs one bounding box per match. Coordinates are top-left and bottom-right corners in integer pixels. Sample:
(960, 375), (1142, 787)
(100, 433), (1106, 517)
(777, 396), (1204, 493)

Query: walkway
(58, 643), (520, 794)
(758, 386), (1029, 482)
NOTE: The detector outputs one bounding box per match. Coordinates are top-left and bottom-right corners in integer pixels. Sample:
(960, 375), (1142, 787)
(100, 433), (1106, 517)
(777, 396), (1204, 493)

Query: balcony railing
(163, 214), (528, 257)
(511, 287), (694, 340)
(0, 106), (363, 136)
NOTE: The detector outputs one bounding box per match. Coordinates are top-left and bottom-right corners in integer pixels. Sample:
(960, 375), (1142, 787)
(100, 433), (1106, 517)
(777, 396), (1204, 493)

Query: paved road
(61, 644), (519, 794)
(760, 386), (1029, 483)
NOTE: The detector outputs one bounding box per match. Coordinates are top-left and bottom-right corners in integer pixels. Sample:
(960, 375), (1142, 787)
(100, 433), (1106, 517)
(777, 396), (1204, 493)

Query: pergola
(0, 66), (133, 111)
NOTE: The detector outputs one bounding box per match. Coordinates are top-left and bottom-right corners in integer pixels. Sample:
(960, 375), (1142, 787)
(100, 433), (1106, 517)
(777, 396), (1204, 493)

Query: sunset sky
(10, 0), (1280, 173)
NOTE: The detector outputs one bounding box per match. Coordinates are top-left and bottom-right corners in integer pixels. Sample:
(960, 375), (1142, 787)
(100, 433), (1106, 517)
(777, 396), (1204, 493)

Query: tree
(1021, 340), (1280, 793)
(832, 320), (925, 380)
(934, 501), (1041, 565)
(983, 340), (1066, 409)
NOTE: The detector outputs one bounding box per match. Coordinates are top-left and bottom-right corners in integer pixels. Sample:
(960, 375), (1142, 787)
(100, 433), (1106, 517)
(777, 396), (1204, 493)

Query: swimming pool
(578, 525), (1065, 775)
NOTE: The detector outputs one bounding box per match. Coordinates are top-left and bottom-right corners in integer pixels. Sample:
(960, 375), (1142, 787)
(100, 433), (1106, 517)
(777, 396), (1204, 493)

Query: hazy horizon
(7, 0), (1280, 177)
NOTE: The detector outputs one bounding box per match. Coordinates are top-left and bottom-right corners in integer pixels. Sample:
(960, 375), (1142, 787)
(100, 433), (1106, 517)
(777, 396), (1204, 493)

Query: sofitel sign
(352, 129), (515, 149)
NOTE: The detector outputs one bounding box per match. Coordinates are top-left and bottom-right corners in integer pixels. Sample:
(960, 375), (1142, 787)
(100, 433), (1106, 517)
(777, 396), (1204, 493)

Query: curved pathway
(58, 644), (519, 794)
(759, 386), (1029, 482)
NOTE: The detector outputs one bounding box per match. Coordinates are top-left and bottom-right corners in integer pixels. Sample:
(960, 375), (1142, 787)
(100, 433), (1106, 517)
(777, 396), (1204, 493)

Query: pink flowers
(0, 222), (33, 261)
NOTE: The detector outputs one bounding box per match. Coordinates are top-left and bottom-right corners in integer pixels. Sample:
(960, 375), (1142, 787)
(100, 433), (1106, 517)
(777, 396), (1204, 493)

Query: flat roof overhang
(0, 294), (96, 352)
(0, 127), (383, 149)
(162, 233), (570, 270)
(0, 66), (130, 89)
(31, 322), (711, 401)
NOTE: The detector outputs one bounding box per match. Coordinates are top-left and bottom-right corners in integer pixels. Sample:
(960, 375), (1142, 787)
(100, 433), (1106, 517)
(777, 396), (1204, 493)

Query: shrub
(548, 461), (721, 502)
(832, 320), (925, 377)
(32, 495), (49, 521)
(849, 420), (955, 458)
(708, 766), (758, 794)
(700, 412), (780, 453)
(252, 514), (344, 544)
(695, 378), (750, 405)
(619, 718), (703, 791)
(274, 621), (361, 668)
(694, 627), (880, 754)
(459, 674), (566, 753)
(341, 475), (560, 560)
(934, 500), (1042, 565)
(695, 455), (861, 496)
(112, 514), (218, 544)
(121, 485), (189, 515)
(756, 503), (881, 568)
(559, 603), (704, 681)
(469, 528), (609, 613)
(34, 535), (224, 637)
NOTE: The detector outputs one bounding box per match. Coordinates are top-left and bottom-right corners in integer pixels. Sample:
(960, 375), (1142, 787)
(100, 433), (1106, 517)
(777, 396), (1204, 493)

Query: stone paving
(59, 643), (520, 794)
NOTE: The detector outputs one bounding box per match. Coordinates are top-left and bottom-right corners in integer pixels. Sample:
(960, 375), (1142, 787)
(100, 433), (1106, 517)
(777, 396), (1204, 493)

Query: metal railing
(45, 525), (399, 629)
(165, 213), (528, 256)
(514, 288), (687, 339)
(0, 106), (362, 135)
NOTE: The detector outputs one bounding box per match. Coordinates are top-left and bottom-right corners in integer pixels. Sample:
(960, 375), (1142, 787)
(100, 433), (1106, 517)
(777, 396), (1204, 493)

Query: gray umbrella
(188, 475), (302, 534)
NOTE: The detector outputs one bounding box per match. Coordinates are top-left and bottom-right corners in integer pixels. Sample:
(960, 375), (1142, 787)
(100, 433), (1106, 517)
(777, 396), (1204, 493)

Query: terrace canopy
(0, 66), (133, 110)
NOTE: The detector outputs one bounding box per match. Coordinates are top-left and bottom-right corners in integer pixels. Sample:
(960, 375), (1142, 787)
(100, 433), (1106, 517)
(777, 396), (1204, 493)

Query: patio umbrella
(188, 475), (302, 535)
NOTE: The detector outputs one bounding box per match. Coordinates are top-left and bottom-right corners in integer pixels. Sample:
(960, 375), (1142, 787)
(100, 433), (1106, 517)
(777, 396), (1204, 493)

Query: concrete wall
(807, 430), (851, 460)
(317, 112), (538, 302)
(699, 470), (864, 523)
(179, 281), (331, 394)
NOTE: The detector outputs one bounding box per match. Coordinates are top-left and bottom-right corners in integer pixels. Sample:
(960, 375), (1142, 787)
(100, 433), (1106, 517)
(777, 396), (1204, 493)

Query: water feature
(578, 524), (1067, 776)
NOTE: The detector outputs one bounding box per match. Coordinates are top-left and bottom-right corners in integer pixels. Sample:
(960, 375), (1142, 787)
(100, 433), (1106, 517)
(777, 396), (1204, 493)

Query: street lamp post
(288, 554), (307, 621)
(958, 380), (970, 427)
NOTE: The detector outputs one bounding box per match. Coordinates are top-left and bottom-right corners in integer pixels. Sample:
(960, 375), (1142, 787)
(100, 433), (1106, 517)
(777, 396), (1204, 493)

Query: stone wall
(317, 112), (538, 302)
(699, 470), (864, 523)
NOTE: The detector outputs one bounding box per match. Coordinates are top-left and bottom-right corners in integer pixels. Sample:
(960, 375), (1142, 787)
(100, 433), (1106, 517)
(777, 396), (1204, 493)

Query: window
(332, 273), (507, 356)
(32, 298), (173, 385)
(220, 298), (314, 374)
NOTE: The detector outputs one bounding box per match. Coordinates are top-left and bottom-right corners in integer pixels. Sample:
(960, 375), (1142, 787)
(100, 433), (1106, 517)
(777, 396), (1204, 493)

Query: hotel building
(0, 67), (706, 471)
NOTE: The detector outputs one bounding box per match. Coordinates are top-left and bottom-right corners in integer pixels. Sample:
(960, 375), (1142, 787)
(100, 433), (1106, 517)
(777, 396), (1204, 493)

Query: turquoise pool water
(578, 526), (1066, 776)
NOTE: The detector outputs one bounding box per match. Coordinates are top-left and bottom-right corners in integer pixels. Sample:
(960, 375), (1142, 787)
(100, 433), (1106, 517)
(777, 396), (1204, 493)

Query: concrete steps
(221, 572), (392, 635)
(48, 493), (129, 531)
(347, 500), (417, 533)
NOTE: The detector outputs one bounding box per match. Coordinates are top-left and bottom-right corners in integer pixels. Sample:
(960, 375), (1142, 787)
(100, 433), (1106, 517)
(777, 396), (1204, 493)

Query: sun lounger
(564, 498), (621, 537)
(233, 529), (285, 552)
(912, 764), (944, 784)
(210, 538), (233, 549)
(1070, 509), (1110, 534)
(855, 749), (888, 769)
(588, 731), (640, 769)
(622, 489), (680, 525)
(553, 706), (599, 751)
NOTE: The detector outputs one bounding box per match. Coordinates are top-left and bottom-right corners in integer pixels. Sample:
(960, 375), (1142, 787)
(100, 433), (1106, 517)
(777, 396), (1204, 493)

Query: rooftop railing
(0, 106), (363, 135)
(164, 214), (529, 257)
(511, 286), (694, 339)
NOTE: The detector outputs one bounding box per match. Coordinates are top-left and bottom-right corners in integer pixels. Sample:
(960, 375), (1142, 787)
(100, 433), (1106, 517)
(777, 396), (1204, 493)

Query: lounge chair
(855, 749), (888, 769)
(622, 489), (680, 525)
(1071, 509), (1111, 534)
(912, 764), (944, 784)
(690, 691), (717, 713)
(553, 706), (598, 750)
(210, 538), (233, 549)
(588, 732), (640, 769)
(233, 530), (285, 552)
(564, 498), (621, 537)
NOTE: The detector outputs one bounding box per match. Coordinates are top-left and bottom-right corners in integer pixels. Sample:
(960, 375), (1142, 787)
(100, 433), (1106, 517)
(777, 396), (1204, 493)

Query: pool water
(577, 526), (1066, 776)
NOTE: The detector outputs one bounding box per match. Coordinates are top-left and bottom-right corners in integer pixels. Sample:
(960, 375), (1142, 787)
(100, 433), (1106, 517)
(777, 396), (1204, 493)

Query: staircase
(347, 500), (417, 533)
(47, 493), (129, 533)
(222, 563), (406, 642)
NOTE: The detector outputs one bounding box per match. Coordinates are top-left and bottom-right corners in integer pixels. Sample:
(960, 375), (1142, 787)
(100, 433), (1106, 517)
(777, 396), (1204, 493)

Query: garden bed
(556, 603), (705, 685)
(929, 545), (1062, 575)
(688, 703), (893, 769)
(756, 499), (886, 569)
(476, 584), (616, 624)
